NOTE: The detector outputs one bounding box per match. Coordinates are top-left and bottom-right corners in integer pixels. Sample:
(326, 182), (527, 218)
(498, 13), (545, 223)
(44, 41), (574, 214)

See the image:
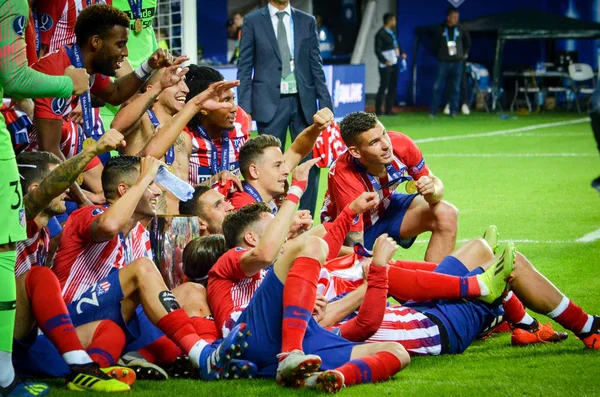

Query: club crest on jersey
(232, 137), (244, 150)
(91, 208), (104, 216)
(39, 13), (54, 32)
(96, 280), (111, 295)
(51, 98), (67, 115)
(12, 15), (26, 36)
(351, 214), (360, 225)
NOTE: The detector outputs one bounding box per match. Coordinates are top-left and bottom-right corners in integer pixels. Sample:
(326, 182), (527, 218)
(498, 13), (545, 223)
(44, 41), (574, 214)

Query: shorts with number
(236, 270), (359, 377)
(364, 192), (418, 250)
(0, 158), (27, 244)
(67, 270), (140, 340)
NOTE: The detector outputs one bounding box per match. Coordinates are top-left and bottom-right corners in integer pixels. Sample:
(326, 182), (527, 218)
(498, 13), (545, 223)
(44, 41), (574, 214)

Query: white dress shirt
(268, 2), (293, 56)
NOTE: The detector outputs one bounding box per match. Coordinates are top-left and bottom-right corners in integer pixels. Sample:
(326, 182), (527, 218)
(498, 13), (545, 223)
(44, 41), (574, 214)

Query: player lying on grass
(317, 237), (600, 353)
(46, 155), (250, 380)
(12, 131), (135, 392)
(322, 111), (458, 262)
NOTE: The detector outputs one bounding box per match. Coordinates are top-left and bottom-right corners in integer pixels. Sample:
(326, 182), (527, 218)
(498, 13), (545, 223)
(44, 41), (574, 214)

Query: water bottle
(154, 166), (194, 202)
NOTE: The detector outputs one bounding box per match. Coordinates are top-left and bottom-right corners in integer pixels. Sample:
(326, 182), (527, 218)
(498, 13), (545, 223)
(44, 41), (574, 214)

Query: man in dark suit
(237, 0), (333, 215)
(375, 13), (406, 116)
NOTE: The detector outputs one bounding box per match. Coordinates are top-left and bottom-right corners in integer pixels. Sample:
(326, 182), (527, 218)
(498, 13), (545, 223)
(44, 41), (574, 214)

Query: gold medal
(76, 173), (84, 186)
(134, 18), (143, 33)
(82, 137), (96, 151)
(167, 165), (176, 175)
(405, 180), (417, 194)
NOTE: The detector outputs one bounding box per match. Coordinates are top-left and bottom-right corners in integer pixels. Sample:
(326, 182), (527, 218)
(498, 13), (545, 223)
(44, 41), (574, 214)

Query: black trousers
(257, 94), (320, 215)
(592, 113), (600, 153)
(376, 64), (398, 114)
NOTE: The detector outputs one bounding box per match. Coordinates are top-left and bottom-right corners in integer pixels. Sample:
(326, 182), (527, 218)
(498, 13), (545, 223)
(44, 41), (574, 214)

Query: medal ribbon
(194, 126), (230, 176)
(352, 158), (411, 191)
(147, 110), (174, 165)
(65, 44), (96, 147)
(127, 0), (142, 20)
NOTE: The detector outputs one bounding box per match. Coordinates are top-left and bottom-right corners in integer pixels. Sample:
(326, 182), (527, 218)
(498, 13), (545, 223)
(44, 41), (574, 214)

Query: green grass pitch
(45, 111), (600, 396)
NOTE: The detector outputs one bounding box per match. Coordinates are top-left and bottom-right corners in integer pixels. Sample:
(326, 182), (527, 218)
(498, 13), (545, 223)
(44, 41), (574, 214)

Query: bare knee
(132, 258), (160, 279)
(173, 282), (210, 316)
(432, 201), (458, 234)
(372, 342), (411, 368)
(471, 237), (494, 260)
(512, 251), (534, 278)
(299, 236), (328, 264)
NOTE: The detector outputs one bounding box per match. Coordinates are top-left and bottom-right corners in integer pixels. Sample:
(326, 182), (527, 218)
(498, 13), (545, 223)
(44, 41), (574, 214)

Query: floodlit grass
(44, 111), (600, 396)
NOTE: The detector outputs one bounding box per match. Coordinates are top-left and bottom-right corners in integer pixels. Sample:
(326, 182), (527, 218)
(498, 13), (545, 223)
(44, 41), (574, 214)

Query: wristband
(285, 185), (304, 205)
(134, 60), (154, 81)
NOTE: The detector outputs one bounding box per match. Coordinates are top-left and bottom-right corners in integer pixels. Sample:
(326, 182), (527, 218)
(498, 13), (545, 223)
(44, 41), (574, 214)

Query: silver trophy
(150, 215), (200, 289)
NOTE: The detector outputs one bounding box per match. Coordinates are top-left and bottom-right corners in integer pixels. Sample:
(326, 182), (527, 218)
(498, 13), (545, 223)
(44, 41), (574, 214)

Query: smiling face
(202, 88), (238, 131)
(157, 78), (189, 114)
(252, 146), (290, 197)
(134, 180), (162, 218)
(348, 121), (393, 167)
(93, 25), (129, 76)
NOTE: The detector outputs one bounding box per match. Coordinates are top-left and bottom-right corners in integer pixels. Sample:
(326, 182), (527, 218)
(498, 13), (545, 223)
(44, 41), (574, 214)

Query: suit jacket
(237, 6), (333, 125)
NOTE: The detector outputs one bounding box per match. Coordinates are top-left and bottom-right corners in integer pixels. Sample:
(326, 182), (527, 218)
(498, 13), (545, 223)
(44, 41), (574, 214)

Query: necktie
(276, 11), (291, 77)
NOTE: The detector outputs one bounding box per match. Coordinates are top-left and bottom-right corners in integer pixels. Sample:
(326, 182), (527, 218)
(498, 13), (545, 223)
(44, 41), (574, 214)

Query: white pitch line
(413, 238), (586, 244)
(414, 118), (589, 144)
(426, 153), (594, 158)
(511, 132), (590, 137)
(576, 228), (600, 243)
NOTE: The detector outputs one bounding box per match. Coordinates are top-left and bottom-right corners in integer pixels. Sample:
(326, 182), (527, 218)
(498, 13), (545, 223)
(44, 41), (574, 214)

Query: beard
(93, 52), (117, 77)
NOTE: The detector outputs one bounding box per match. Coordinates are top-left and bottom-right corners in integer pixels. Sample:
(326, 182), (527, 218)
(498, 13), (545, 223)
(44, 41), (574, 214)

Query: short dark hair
(182, 235), (227, 284)
(179, 185), (212, 218)
(383, 13), (395, 25)
(238, 134), (282, 179)
(75, 4), (130, 46)
(16, 152), (61, 195)
(447, 7), (459, 16)
(101, 155), (141, 200)
(339, 111), (379, 146)
(222, 202), (271, 248)
(185, 65), (225, 128)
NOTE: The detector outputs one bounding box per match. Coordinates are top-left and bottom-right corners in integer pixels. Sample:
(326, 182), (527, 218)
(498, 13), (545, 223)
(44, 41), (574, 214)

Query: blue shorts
(124, 305), (165, 353)
(67, 270), (140, 340)
(13, 330), (70, 378)
(404, 256), (503, 354)
(364, 192), (418, 249)
(236, 270), (359, 377)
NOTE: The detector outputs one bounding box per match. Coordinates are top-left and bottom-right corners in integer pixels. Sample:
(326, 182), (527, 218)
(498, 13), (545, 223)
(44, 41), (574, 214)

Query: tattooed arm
(23, 129), (125, 220)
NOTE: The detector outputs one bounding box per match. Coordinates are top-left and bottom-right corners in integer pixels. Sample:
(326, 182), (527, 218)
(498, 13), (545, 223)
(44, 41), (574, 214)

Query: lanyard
(147, 110), (174, 165)
(119, 232), (133, 265)
(384, 27), (398, 48)
(32, 9), (40, 56)
(64, 44), (95, 141)
(194, 126), (230, 176)
(444, 27), (459, 43)
(126, 0), (143, 19)
(242, 182), (264, 203)
(353, 158), (411, 191)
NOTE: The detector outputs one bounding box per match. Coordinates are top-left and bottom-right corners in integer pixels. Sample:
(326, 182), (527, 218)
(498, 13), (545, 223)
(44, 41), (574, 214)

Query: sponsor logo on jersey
(13, 16), (26, 36)
(51, 97), (67, 115)
(91, 208), (105, 216)
(39, 13), (54, 32)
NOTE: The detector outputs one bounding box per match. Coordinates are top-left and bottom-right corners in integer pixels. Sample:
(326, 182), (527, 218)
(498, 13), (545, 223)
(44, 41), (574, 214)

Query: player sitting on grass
(322, 111), (458, 263)
(51, 155), (250, 380)
(12, 131), (134, 392)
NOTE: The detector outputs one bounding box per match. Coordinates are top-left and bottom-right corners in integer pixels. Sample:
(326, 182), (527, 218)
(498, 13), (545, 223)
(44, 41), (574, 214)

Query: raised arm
(90, 156), (160, 242)
(139, 80), (239, 159)
(24, 129), (125, 220)
(239, 158), (320, 276)
(283, 107), (333, 170)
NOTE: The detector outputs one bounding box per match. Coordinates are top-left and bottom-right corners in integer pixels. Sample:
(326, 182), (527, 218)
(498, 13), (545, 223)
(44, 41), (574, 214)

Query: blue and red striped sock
(87, 320), (125, 367)
(335, 351), (403, 385)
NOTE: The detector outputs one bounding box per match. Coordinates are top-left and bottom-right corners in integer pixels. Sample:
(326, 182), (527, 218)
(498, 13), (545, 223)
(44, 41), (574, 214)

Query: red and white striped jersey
(186, 107), (250, 185)
(207, 247), (267, 336)
(318, 253), (366, 301)
(15, 220), (50, 278)
(322, 131), (430, 231)
(313, 121), (346, 168)
(36, 0), (110, 54)
(53, 205), (152, 304)
(365, 305), (442, 356)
